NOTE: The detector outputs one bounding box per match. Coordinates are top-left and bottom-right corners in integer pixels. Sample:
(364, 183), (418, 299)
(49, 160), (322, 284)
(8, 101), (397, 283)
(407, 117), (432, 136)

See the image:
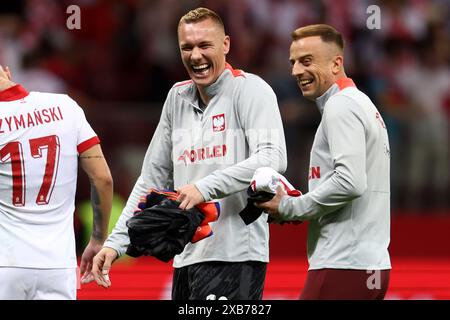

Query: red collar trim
(335, 78), (356, 91)
(0, 84), (29, 101)
(173, 79), (193, 88)
(225, 63), (245, 78)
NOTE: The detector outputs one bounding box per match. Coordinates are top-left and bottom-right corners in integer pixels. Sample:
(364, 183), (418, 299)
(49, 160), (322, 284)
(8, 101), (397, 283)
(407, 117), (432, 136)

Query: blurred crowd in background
(0, 0), (448, 240)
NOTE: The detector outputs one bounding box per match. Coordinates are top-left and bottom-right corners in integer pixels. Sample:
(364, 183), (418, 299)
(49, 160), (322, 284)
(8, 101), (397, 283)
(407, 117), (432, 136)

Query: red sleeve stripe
(77, 136), (100, 154)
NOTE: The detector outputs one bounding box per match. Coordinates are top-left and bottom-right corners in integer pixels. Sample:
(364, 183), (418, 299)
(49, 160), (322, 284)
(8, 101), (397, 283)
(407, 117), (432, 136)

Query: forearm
(79, 144), (113, 243)
(279, 173), (362, 221)
(89, 177), (113, 242)
(195, 145), (287, 201)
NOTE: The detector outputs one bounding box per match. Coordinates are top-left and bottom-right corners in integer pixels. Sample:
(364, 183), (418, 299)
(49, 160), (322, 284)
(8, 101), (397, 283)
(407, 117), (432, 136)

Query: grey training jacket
(104, 64), (287, 267)
(279, 78), (391, 270)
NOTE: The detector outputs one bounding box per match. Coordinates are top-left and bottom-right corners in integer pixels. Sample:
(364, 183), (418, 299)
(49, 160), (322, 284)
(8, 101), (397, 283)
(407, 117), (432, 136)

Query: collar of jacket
(0, 84), (29, 102)
(177, 66), (234, 111)
(315, 77), (356, 114)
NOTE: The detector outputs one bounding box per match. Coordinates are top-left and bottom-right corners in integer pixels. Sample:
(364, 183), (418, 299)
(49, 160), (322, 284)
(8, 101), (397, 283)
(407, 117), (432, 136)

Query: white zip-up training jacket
(279, 78), (391, 270)
(104, 64), (287, 267)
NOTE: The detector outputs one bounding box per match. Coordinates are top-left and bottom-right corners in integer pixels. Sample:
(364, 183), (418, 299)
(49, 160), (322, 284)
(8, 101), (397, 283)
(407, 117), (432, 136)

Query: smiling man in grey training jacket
(257, 24), (391, 300)
(90, 7), (287, 300)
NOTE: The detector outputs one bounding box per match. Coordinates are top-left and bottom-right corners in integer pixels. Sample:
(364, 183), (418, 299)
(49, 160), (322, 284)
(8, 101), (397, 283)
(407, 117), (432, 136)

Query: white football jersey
(0, 85), (99, 268)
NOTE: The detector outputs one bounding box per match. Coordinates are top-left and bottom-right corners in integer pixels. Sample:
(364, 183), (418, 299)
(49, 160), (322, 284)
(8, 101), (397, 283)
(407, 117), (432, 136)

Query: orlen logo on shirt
(178, 144), (227, 164)
(212, 114), (225, 132)
(308, 166), (321, 180)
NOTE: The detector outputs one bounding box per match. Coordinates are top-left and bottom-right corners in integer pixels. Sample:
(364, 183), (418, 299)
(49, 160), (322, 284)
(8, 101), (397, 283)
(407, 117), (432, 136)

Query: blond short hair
(291, 24), (344, 52)
(178, 7), (225, 33)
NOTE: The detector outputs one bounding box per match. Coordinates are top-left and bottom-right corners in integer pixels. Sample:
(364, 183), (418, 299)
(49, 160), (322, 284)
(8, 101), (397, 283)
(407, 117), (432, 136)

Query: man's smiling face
(289, 36), (341, 100)
(178, 18), (230, 89)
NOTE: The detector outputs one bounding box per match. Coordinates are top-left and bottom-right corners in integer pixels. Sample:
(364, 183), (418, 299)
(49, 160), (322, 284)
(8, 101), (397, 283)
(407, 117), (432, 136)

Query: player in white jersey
(90, 7), (287, 300)
(257, 25), (391, 299)
(0, 66), (113, 300)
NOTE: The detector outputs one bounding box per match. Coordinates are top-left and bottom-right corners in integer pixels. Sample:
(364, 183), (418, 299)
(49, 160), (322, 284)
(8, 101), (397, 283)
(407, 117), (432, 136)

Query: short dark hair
(291, 24), (344, 51)
(178, 7), (225, 33)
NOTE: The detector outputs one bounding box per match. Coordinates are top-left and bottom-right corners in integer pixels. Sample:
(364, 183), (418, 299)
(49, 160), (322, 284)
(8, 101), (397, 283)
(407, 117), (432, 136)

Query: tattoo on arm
(90, 182), (104, 241)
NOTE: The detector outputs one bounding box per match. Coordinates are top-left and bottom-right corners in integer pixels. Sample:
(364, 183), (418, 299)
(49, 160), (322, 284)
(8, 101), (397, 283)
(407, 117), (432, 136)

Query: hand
(255, 185), (287, 217)
(176, 184), (205, 210)
(91, 247), (118, 288)
(80, 237), (105, 284)
(0, 65), (15, 91)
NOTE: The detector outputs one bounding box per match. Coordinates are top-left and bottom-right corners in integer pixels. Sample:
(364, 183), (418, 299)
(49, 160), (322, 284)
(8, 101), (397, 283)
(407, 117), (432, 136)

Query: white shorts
(0, 267), (77, 300)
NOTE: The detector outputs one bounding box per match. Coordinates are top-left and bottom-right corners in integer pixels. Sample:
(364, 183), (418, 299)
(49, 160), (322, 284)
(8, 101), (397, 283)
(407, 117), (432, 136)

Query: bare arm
(79, 144), (113, 241)
(79, 144), (113, 282)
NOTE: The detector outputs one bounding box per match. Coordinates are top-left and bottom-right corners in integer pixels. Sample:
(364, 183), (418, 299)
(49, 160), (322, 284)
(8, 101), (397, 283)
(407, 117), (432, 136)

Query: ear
(223, 35), (230, 55)
(331, 55), (343, 75)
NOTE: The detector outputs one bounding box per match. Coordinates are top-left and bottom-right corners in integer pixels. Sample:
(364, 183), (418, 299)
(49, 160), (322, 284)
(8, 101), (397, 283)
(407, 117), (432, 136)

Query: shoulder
(324, 88), (367, 122)
(29, 91), (84, 113)
(29, 91), (78, 105)
(170, 79), (193, 94)
(236, 72), (276, 97)
(167, 79), (195, 105)
(172, 79), (193, 89)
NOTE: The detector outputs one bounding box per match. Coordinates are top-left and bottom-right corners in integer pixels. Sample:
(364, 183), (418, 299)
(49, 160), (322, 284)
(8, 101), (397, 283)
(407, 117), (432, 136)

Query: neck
(317, 72), (347, 97)
(197, 87), (210, 106)
(334, 71), (347, 83)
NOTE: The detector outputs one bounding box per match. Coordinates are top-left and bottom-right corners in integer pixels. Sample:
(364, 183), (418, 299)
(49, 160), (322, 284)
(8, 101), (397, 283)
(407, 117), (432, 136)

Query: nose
(291, 61), (304, 78)
(191, 46), (202, 61)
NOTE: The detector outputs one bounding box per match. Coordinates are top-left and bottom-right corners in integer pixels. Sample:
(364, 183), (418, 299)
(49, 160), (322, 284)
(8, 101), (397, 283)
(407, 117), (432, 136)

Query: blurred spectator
(14, 46), (67, 93)
(394, 40), (449, 209)
(0, 0), (448, 213)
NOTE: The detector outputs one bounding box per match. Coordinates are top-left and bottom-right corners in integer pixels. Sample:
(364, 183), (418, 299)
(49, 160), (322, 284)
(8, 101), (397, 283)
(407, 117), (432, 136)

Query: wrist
(194, 181), (211, 201)
(277, 195), (289, 216)
(90, 234), (107, 244)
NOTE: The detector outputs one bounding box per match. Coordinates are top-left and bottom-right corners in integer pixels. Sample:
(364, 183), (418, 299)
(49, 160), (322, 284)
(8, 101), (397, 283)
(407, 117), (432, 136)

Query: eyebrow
(180, 40), (214, 49)
(299, 54), (313, 61)
(198, 41), (214, 46)
(289, 54), (313, 63)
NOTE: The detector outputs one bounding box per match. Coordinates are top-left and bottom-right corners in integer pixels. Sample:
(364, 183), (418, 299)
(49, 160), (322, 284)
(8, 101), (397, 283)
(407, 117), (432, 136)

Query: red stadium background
(0, 0), (448, 301)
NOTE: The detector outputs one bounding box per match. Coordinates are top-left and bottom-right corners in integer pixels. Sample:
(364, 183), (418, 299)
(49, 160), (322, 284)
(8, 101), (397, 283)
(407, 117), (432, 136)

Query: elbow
(347, 178), (367, 198)
(102, 174), (114, 190)
(92, 171), (114, 190)
(104, 174), (114, 189)
(335, 174), (366, 199)
(275, 156), (287, 174)
(269, 150), (287, 174)
(334, 168), (366, 199)
(255, 146), (287, 174)
(264, 156), (286, 175)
